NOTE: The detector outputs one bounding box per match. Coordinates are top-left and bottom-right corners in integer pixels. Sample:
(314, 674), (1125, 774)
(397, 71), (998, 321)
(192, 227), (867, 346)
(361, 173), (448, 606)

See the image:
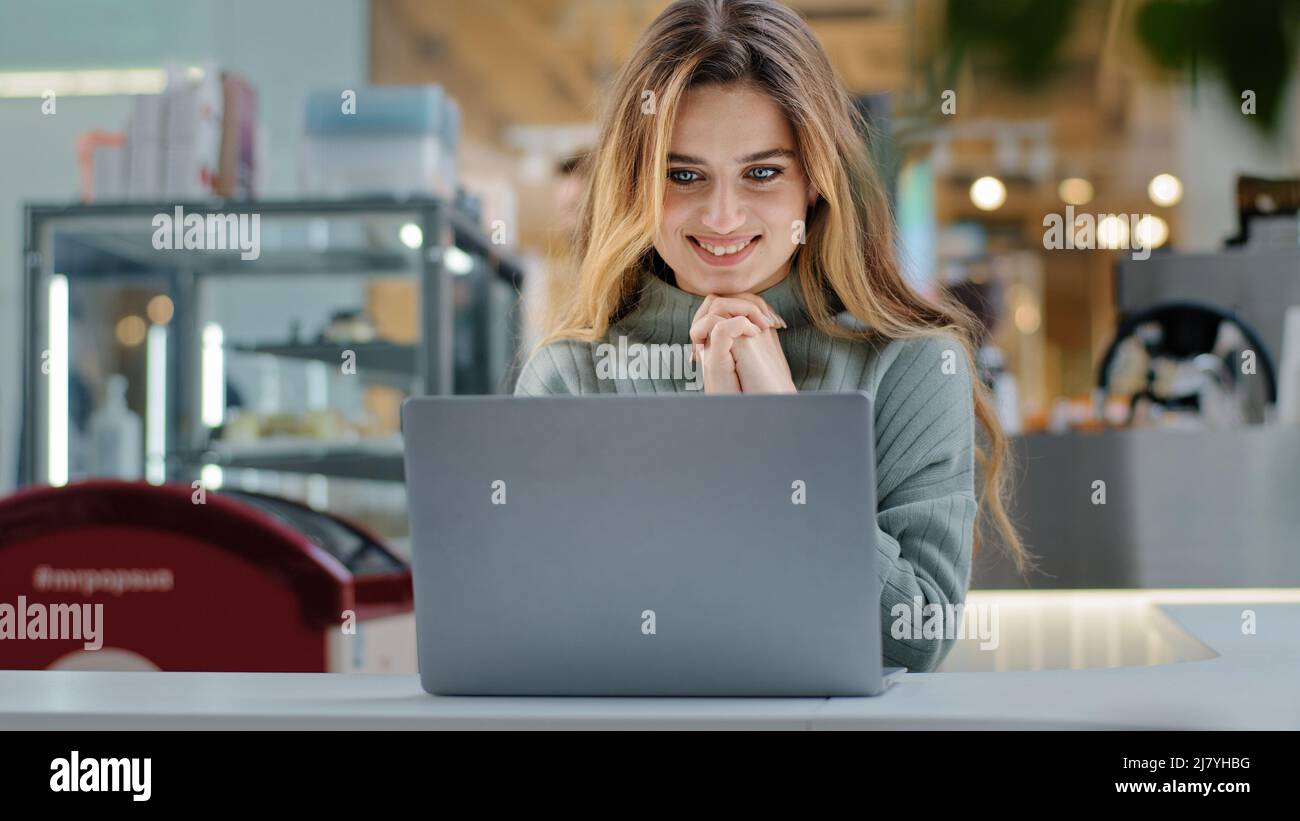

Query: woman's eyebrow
(667, 148), (797, 164)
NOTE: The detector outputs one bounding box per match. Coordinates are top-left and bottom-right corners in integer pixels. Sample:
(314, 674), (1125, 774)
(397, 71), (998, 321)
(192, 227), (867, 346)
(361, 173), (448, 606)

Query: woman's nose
(701, 183), (746, 234)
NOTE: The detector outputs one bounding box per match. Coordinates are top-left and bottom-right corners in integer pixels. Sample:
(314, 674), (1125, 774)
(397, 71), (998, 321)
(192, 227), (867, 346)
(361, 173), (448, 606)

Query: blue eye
(668, 167), (784, 186)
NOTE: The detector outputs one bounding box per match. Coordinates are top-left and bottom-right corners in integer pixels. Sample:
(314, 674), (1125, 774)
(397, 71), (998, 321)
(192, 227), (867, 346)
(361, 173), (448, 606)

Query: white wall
(1173, 63), (1300, 250)
(0, 0), (369, 492)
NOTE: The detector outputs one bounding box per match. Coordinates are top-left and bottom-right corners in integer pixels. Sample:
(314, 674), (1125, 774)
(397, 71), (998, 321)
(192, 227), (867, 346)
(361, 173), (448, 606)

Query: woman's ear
(805, 180), (818, 208)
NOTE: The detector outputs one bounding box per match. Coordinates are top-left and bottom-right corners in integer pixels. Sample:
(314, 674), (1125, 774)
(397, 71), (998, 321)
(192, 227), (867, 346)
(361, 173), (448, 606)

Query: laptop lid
(401, 392), (885, 696)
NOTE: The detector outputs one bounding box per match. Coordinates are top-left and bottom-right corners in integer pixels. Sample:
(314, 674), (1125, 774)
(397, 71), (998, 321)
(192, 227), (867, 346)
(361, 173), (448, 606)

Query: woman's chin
(679, 267), (773, 296)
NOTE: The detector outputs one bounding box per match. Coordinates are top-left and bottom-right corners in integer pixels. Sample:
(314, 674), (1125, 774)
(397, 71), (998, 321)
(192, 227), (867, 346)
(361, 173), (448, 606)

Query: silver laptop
(400, 392), (902, 697)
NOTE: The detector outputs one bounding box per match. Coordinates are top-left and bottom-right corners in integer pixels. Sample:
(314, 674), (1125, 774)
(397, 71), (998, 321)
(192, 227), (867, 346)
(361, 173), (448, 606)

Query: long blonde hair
(537, 0), (1029, 572)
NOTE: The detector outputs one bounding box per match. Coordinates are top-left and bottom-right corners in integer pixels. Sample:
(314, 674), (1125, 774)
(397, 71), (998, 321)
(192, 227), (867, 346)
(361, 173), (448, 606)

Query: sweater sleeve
(871, 333), (977, 672)
(512, 341), (586, 396)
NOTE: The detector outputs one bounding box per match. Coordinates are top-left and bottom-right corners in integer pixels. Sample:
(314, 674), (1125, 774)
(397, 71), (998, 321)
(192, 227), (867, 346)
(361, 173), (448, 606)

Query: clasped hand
(689, 293), (796, 394)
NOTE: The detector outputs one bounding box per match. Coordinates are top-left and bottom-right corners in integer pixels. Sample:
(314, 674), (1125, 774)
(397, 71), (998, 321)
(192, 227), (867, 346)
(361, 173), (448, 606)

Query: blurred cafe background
(0, 0), (1297, 674)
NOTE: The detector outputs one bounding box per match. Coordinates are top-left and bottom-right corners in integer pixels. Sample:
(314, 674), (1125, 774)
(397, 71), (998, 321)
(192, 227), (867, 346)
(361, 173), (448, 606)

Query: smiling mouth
(688, 235), (760, 257)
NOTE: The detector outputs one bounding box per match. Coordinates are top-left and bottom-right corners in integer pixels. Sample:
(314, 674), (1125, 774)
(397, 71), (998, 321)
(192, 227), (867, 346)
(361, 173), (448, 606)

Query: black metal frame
(19, 196), (524, 487)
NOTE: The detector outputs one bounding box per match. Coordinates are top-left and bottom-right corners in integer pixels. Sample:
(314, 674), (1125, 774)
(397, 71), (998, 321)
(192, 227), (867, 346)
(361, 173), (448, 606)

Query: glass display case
(20, 197), (526, 547)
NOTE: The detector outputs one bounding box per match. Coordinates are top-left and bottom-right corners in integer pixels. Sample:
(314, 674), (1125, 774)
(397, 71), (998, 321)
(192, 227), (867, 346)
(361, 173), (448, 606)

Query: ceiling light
(1148, 174), (1183, 207)
(1058, 177), (1094, 206)
(1135, 215), (1169, 249)
(970, 176), (1007, 211)
(399, 223), (423, 249)
(1098, 215), (1130, 250)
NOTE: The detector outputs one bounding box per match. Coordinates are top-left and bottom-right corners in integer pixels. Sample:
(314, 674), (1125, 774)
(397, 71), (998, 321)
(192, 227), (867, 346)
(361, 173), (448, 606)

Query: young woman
(515, 0), (1028, 672)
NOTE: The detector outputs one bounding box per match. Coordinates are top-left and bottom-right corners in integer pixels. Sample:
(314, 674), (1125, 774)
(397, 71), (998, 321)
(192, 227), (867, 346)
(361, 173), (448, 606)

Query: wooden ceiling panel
(370, 0), (1160, 253)
(374, 0), (909, 130)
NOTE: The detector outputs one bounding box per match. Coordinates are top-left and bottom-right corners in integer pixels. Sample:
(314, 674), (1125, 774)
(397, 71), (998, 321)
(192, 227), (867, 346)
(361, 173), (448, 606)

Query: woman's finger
(690, 307), (768, 348)
(690, 312), (738, 348)
(694, 294), (714, 324)
(727, 292), (787, 328)
(708, 315), (762, 350)
(692, 293), (785, 330)
(694, 296), (775, 331)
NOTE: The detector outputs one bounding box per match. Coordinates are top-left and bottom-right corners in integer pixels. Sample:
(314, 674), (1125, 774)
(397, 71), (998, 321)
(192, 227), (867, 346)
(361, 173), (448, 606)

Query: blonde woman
(515, 0), (1028, 672)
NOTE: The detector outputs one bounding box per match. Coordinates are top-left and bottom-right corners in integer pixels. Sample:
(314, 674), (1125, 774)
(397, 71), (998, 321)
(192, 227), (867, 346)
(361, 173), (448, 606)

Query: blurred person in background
(521, 150), (591, 350)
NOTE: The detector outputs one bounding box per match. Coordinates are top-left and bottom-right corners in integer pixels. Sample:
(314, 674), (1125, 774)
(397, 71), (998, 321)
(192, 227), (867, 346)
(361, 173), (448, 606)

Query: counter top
(3, 592), (1298, 730)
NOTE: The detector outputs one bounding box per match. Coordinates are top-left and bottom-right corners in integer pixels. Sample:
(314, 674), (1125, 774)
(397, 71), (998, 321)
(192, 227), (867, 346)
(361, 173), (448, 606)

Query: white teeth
(696, 237), (753, 256)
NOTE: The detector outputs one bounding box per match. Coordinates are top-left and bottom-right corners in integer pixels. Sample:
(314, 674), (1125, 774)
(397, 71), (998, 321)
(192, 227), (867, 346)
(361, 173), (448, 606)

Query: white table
(3, 593), (1298, 730)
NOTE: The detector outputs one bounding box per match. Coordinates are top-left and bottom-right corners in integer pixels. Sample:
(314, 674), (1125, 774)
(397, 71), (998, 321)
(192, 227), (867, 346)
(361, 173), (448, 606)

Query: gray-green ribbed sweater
(513, 268), (976, 672)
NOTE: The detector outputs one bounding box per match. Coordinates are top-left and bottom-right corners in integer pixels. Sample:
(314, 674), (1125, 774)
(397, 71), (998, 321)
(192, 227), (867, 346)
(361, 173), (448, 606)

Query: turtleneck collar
(615, 258), (814, 345)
